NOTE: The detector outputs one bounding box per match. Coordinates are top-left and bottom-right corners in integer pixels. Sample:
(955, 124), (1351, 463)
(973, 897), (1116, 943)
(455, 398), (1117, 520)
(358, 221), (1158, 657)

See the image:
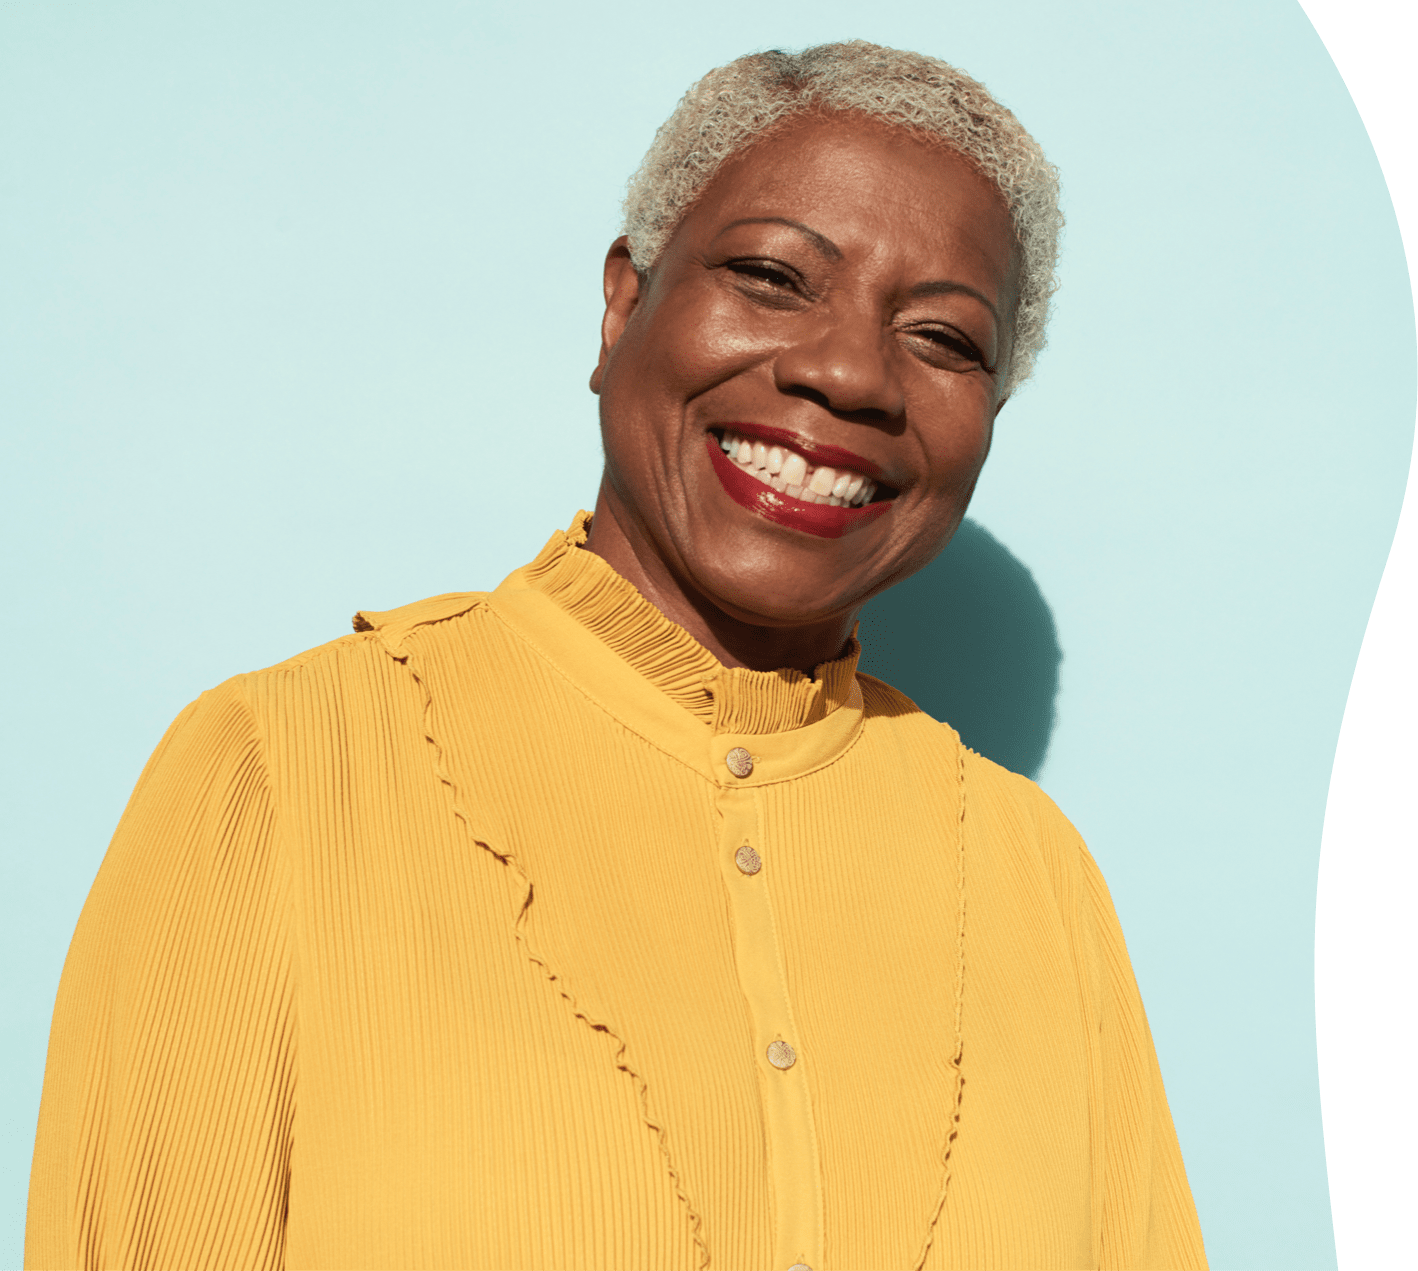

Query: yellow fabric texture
(27, 514), (1207, 1271)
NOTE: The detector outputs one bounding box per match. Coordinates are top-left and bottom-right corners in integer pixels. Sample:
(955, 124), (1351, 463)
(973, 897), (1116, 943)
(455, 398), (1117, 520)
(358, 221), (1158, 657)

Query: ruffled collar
(522, 512), (860, 736)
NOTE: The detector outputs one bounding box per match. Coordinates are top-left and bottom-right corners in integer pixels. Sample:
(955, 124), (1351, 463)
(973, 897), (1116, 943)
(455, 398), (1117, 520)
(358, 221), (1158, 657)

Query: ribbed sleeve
(1080, 846), (1208, 1269)
(26, 682), (296, 1271)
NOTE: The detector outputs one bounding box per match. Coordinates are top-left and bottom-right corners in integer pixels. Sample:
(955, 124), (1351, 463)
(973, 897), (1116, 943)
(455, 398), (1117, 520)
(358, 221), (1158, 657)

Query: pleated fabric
(27, 513), (1207, 1271)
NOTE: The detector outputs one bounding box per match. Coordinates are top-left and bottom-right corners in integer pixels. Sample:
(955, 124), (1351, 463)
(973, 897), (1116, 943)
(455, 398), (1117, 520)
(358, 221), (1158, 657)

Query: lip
(706, 434), (891, 539)
(714, 421), (896, 488)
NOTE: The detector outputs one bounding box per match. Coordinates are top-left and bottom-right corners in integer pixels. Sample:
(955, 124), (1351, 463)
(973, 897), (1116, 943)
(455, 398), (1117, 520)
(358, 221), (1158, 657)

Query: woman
(27, 41), (1206, 1271)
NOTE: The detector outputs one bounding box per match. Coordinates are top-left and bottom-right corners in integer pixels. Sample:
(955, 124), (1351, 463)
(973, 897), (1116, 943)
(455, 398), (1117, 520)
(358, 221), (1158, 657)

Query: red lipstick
(706, 434), (891, 539)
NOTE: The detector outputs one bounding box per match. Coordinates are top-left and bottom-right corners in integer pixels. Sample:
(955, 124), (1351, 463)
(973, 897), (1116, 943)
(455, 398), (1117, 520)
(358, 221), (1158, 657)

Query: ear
(589, 236), (643, 395)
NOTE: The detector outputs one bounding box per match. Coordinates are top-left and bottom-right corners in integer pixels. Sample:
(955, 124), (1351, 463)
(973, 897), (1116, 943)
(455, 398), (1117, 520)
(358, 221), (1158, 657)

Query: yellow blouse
(27, 514), (1206, 1271)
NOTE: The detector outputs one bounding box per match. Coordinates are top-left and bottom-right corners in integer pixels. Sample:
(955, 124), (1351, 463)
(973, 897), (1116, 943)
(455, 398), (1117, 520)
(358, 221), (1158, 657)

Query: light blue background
(2, 3), (1412, 1268)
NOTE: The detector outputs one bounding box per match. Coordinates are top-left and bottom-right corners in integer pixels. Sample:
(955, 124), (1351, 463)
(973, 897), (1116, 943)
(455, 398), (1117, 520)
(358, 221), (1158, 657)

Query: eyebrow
(715, 217), (844, 261)
(909, 280), (999, 322)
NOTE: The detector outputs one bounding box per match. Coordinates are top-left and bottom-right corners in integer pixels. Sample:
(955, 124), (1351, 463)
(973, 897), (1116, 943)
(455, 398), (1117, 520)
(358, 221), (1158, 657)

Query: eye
(724, 258), (811, 308)
(901, 324), (993, 374)
(728, 259), (796, 287)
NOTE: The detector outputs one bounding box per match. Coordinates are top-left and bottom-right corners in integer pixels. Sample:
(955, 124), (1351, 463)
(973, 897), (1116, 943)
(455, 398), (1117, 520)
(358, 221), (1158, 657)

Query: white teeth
(716, 430), (883, 509)
(780, 452), (808, 488)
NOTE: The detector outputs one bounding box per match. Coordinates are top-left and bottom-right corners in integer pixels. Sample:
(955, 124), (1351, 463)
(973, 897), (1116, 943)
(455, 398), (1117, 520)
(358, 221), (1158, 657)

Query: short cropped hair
(623, 41), (1062, 395)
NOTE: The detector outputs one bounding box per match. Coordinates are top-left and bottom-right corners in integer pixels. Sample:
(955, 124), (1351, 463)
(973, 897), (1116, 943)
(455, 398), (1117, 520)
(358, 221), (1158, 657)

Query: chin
(710, 587), (850, 629)
(680, 536), (872, 630)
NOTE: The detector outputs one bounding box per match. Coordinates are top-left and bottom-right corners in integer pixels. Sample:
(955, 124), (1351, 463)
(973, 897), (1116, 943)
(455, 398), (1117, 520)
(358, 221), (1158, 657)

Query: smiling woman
(588, 113), (1021, 668)
(26, 41), (1206, 1271)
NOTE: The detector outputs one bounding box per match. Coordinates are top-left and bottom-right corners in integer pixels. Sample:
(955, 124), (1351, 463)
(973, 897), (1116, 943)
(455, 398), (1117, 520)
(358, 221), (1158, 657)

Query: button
(766, 1039), (797, 1069)
(725, 746), (754, 777)
(735, 844), (762, 875)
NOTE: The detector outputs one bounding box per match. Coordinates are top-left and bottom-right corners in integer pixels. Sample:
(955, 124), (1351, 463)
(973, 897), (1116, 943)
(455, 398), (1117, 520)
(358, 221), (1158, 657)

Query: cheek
(628, 291), (779, 400)
(915, 389), (996, 491)
(599, 304), (763, 476)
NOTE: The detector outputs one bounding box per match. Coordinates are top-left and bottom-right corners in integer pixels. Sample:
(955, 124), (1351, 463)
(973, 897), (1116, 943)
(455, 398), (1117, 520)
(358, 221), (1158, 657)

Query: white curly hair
(623, 40), (1062, 395)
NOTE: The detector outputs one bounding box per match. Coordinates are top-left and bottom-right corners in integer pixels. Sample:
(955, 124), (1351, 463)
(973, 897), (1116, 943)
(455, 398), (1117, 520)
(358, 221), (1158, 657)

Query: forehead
(683, 114), (1020, 286)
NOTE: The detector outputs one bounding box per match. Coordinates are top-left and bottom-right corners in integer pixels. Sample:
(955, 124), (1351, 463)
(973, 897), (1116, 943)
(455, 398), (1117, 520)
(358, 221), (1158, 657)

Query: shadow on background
(857, 519), (1062, 780)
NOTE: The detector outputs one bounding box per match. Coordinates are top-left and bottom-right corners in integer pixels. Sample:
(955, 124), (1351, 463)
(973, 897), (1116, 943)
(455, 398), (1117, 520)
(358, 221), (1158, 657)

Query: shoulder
(228, 589), (491, 692)
(957, 741), (1122, 954)
(242, 589), (491, 678)
(962, 744), (1084, 849)
(156, 591), (494, 764)
(856, 670), (1093, 897)
(856, 669), (1077, 831)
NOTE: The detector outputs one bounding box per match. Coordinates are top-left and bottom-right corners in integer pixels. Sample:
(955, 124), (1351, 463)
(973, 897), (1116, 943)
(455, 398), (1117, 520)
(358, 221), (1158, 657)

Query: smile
(706, 427), (894, 539)
(716, 429), (880, 507)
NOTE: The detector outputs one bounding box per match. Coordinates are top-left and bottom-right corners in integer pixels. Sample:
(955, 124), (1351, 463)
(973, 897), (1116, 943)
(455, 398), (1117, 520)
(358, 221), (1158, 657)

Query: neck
(582, 488), (857, 675)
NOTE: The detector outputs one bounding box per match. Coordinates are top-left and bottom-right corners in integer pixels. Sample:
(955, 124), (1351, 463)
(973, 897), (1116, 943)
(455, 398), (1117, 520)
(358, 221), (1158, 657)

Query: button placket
(712, 779), (823, 1271)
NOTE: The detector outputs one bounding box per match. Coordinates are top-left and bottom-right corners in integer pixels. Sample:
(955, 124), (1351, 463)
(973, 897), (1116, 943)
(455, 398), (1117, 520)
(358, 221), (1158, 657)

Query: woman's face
(591, 112), (1022, 630)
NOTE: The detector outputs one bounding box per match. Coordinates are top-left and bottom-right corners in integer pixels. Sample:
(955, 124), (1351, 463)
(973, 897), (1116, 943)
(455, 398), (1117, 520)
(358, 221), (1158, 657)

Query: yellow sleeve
(26, 680), (295, 1271)
(1080, 843), (1208, 1270)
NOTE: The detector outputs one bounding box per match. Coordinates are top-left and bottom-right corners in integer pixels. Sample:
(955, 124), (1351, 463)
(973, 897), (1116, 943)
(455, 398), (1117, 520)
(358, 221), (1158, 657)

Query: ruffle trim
(913, 730), (970, 1271)
(526, 511), (861, 735)
(367, 612), (710, 1269)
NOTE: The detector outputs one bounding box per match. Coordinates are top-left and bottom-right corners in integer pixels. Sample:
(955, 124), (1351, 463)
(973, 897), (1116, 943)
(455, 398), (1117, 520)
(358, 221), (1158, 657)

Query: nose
(772, 308), (906, 421)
